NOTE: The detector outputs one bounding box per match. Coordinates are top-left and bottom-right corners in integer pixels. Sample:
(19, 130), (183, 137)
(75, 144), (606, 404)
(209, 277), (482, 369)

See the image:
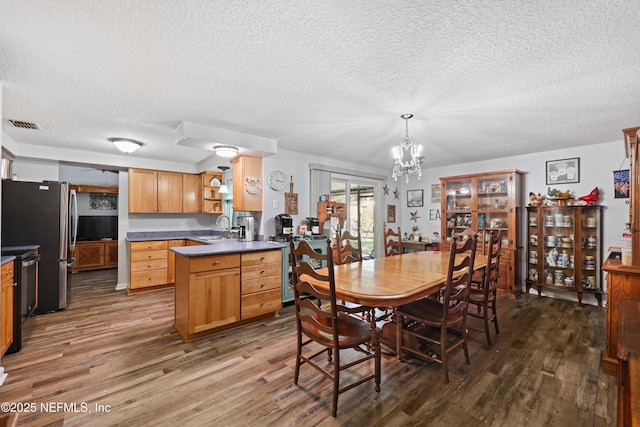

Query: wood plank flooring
(0, 269), (617, 426)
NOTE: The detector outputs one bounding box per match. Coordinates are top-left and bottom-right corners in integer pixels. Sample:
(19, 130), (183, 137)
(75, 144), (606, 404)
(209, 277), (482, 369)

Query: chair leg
(492, 299), (500, 335)
(294, 334), (302, 385)
(462, 320), (470, 366)
(483, 302), (493, 347)
(396, 314), (404, 361)
(441, 327), (449, 383)
(332, 350), (339, 417)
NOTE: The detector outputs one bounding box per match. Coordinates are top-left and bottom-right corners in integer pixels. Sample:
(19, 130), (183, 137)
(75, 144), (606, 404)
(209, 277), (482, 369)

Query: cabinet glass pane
(444, 178), (472, 241)
(542, 207), (576, 288)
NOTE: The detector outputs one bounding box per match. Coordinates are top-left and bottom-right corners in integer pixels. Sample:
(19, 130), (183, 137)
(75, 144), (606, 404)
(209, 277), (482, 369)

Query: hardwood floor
(0, 269), (617, 426)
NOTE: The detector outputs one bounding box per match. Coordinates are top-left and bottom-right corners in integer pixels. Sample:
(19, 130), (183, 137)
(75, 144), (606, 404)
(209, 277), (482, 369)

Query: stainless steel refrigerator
(1, 180), (77, 313)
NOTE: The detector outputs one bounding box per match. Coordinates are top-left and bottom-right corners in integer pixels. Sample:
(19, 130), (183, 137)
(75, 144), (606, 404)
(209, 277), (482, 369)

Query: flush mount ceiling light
(392, 113), (423, 183)
(111, 138), (142, 153)
(213, 145), (239, 158)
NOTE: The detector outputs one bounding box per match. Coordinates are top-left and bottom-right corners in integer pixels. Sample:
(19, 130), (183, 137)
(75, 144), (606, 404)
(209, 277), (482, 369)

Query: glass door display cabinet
(526, 206), (603, 306)
(441, 170), (523, 296)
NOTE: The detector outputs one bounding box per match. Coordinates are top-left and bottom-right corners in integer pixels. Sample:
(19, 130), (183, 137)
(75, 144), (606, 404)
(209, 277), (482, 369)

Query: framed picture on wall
(546, 158), (580, 185)
(431, 184), (441, 203)
(407, 189), (423, 207)
(614, 169), (630, 198)
(387, 205), (396, 223)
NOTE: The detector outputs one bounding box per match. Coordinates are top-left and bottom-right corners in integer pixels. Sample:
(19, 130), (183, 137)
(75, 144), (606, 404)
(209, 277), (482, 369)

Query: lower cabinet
(129, 240), (169, 290)
(167, 239), (186, 284)
(174, 249), (282, 342)
(70, 240), (118, 273)
(1, 262), (15, 357)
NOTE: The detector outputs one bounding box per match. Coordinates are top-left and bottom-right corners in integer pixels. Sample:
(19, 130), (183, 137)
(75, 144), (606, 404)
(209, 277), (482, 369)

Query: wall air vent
(8, 119), (41, 130)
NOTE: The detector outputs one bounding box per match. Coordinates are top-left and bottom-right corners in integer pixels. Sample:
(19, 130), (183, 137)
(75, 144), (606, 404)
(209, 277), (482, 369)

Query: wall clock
(267, 170), (286, 191)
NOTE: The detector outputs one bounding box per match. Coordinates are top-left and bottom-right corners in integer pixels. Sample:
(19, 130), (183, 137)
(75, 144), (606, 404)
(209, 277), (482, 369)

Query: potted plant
(411, 225), (421, 241)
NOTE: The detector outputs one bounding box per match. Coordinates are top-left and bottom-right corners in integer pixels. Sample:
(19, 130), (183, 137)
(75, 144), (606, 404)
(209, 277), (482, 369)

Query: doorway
(330, 176), (377, 259)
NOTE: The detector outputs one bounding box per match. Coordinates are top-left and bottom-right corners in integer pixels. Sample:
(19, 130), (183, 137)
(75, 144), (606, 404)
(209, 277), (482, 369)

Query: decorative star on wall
(393, 188), (400, 200)
(383, 184), (389, 196)
(410, 211), (420, 222)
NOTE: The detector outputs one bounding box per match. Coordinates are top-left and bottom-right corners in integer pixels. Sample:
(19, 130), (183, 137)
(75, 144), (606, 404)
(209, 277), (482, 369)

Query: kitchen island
(171, 241), (286, 342)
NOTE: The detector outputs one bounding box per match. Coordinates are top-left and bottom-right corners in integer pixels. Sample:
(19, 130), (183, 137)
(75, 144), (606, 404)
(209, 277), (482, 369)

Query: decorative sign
(431, 184), (441, 203)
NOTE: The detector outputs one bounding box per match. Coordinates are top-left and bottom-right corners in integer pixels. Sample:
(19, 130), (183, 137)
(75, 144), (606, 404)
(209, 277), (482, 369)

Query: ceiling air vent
(8, 119), (40, 130)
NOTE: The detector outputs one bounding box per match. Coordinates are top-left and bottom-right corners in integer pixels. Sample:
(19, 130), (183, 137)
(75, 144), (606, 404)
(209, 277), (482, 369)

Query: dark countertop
(1, 256), (16, 266)
(171, 241), (286, 257)
(1, 245), (40, 255)
(127, 230), (227, 242)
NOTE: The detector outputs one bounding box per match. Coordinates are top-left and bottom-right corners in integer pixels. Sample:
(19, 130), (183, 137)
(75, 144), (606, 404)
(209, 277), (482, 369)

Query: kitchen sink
(196, 236), (235, 242)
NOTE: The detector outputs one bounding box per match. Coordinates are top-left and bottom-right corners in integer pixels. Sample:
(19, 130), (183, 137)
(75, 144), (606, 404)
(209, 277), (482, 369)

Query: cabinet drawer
(242, 275), (281, 295)
(242, 250), (281, 266)
(131, 268), (168, 288)
(241, 262), (281, 281)
(189, 254), (240, 273)
(241, 289), (281, 319)
(131, 249), (168, 262)
(131, 259), (167, 272)
(500, 250), (512, 262)
(131, 241), (168, 251)
(1, 263), (14, 285)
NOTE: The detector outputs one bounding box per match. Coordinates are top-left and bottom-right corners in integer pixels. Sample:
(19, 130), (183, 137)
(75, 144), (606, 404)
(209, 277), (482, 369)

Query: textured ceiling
(1, 1), (639, 170)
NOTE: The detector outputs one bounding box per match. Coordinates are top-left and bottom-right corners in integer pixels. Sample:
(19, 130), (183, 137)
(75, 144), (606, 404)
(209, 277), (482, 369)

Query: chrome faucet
(215, 215), (231, 238)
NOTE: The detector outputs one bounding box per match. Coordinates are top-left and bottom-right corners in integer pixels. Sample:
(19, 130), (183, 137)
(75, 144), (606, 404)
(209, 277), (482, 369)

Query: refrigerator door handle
(69, 189), (78, 252)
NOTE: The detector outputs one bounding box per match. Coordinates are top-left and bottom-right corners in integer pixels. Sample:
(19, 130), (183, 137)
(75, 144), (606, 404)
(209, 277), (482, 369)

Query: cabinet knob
(260, 256), (265, 260)
(260, 270), (265, 274)
(148, 255), (152, 258)
(148, 264), (152, 268)
(260, 301), (265, 307)
(260, 283), (265, 288)
(213, 260), (220, 265)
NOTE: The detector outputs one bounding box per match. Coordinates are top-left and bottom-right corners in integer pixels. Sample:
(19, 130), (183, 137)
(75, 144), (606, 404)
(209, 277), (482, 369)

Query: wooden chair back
(483, 229), (503, 294)
(335, 230), (363, 265)
(442, 233), (478, 323)
(288, 237), (381, 416)
(384, 227), (403, 256)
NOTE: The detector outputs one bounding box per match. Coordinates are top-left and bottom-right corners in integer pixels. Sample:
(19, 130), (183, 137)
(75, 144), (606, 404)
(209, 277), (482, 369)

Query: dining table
(301, 250), (488, 350)
(303, 250), (487, 308)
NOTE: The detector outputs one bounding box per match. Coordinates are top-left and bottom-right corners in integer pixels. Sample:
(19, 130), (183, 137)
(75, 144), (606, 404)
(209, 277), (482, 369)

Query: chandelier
(392, 113), (422, 183)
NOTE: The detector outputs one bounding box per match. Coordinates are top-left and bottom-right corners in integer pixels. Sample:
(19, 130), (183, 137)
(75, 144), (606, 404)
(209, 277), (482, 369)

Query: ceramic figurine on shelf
(546, 248), (558, 267)
(579, 187), (600, 206)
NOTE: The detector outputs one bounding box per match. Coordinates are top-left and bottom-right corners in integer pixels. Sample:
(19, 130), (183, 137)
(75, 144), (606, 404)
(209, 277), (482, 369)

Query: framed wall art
(614, 169), (630, 198)
(431, 184), (441, 203)
(387, 204), (396, 223)
(407, 189), (423, 207)
(546, 158), (580, 185)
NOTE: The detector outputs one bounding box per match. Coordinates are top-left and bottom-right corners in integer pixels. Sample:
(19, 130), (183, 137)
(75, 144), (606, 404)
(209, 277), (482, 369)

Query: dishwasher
(1, 246), (40, 353)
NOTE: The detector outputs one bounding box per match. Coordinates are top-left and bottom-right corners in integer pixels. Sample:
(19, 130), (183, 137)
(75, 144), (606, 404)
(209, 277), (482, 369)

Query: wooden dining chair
(467, 229), (502, 347)
(335, 230), (363, 265)
(395, 233), (477, 383)
(288, 238), (381, 417)
(384, 227), (403, 256)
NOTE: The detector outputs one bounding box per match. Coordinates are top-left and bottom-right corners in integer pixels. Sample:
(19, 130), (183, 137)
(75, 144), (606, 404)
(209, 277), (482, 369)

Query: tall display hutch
(441, 170), (523, 296)
(602, 126), (640, 380)
(525, 206), (603, 306)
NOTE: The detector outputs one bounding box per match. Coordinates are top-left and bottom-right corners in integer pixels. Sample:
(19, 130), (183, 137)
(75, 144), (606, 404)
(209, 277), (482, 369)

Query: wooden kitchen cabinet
(167, 239), (186, 284)
(129, 168), (201, 213)
(174, 253), (241, 341)
(201, 171), (224, 214)
(182, 173), (202, 213)
(240, 250), (282, 319)
(232, 155), (263, 211)
(441, 170), (524, 296)
(70, 240), (118, 273)
(1, 261), (15, 357)
(174, 249), (282, 342)
(317, 201), (347, 228)
(129, 240), (169, 291)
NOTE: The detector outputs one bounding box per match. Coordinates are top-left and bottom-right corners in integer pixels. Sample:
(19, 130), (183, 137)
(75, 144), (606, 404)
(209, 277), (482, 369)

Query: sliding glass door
(331, 176), (378, 259)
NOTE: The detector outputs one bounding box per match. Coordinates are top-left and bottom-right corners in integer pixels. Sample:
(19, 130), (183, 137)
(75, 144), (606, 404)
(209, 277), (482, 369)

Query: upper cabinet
(232, 156), (263, 212)
(129, 168), (199, 214)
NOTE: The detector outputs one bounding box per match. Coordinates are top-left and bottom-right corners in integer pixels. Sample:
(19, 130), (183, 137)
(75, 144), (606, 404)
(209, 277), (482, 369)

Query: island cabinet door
(188, 269), (240, 334)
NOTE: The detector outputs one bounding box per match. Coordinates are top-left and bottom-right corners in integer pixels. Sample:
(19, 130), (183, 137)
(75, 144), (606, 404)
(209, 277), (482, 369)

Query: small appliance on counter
(275, 214), (293, 240)
(237, 215), (255, 241)
(306, 217), (321, 235)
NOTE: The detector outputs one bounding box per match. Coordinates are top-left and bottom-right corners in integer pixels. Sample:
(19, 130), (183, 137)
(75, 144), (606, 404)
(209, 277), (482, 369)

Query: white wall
(390, 139), (626, 305)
